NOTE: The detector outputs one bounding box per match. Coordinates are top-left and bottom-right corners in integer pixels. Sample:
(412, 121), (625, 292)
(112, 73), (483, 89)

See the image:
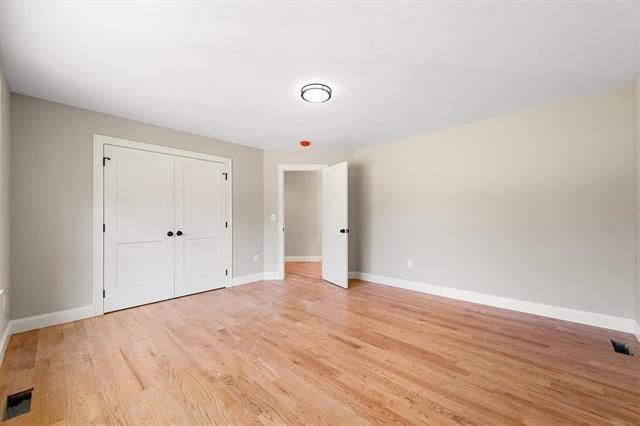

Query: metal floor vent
(3, 388), (33, 420)
(611, 340), (634, 356)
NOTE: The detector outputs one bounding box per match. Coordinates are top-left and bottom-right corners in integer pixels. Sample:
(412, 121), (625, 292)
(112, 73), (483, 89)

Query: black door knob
(176, 231), (183, 236)
(340, 229), (345, 233)
(167, 231), (174, 237)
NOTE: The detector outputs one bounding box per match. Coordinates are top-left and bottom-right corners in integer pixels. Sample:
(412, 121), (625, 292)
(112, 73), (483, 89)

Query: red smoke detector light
(299, 140), (311, 147)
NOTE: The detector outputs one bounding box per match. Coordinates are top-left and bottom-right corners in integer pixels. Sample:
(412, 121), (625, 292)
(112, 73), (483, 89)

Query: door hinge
(222, 172), (228, 180)
(103, 289), (105, 298)
(225, 269), (228, 276)
(103, 223), (105, 232)
(103, 156), (111, 166)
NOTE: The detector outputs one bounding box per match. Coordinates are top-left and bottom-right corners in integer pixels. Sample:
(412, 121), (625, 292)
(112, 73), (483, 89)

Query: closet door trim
(93, 134), (232, 316)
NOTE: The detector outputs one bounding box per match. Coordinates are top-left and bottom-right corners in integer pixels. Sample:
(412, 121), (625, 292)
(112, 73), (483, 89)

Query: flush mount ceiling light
(301, 83), (332, 103)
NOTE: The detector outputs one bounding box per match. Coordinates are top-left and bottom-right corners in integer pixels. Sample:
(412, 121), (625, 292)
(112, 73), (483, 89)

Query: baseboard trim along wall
(10, 305), (96, 335)
(634, 321), (640, 343)
(263, 272), (283, 280)
(349, 271), (637, 334)
(7, 274), (273, 334)
(231, 272), (289, 286)
(0, 304), (96, 364)
(230, 273), (265, 287)
(284, 256), (322, 262)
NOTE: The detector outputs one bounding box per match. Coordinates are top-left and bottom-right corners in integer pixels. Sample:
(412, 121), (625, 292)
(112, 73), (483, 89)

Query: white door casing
(276, 164), (328, 279)
(94, 135), (233, 316)
(174, 156), (228, 297)
(322, 161), (349, 288)
(103, 145), (175, 312)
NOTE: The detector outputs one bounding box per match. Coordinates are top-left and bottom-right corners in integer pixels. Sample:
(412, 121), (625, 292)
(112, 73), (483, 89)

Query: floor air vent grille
(3, 388), (33, 420)
(611, 340), (634, 356)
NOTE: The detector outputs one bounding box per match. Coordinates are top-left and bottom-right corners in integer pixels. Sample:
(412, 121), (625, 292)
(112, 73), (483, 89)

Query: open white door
(322, 162), (349, 288)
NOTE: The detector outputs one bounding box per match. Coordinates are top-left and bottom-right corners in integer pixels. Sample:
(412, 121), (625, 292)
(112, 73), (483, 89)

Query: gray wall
(284, 171), (322, 258)
(354, 86), (636, 318)
(10, 94), (264, 319)
(0, 65), (10, 335)
(263, 150), (355, 273)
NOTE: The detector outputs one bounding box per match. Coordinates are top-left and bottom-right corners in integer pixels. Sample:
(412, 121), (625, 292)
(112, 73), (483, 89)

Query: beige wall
(0, 66), (10, 336)
(10, 94), (264, 319)
(284, 171), (322, 257)
(263, 150), (355, 273)
(354, 86), (636, 318)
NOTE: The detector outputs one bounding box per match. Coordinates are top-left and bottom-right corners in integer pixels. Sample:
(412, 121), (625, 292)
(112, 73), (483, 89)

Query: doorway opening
(284, 170), (323, 280)
(277, 162), (349, 288)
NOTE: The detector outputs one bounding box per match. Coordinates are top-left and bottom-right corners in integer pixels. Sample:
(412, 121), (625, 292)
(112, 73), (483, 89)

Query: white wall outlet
(270, 213), (276, 222)
(406, 259), (414, 268)
(253, 254), (259, 262)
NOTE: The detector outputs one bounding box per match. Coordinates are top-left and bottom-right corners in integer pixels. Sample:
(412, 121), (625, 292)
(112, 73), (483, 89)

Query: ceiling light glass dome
(301, 83), (331, 103)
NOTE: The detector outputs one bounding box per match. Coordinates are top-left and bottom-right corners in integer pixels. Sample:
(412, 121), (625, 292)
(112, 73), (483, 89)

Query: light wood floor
(1, 262), (639, 425)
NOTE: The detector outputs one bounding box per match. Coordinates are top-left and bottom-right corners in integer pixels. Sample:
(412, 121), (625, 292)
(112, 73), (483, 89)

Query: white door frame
(93, 134), (233, 316)
(277, 163), (328, 279)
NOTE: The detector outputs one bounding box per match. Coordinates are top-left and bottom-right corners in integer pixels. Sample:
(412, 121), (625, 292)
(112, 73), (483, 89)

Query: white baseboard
(263, 272), (283, 280)
(351, 272), (636, 334)
(285, 256), (321, 262)
(9, 305), (96, 335)
(232, 272), (283, 283)
(634, 321), (640, 343)
(230, 273), (264, 287)
(0, 304), (96, 366)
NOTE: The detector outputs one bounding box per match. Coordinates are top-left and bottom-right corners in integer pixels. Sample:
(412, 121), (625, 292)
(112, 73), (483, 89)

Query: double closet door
(103, 145), (229, 312)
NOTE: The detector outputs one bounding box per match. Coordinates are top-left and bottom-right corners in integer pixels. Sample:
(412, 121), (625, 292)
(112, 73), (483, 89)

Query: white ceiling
(1, 2), (638, 149)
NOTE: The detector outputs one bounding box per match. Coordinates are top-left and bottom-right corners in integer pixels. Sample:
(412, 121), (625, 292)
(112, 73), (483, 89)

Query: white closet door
(104, 145), (175, 312)
(174, 157), (228, 297)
